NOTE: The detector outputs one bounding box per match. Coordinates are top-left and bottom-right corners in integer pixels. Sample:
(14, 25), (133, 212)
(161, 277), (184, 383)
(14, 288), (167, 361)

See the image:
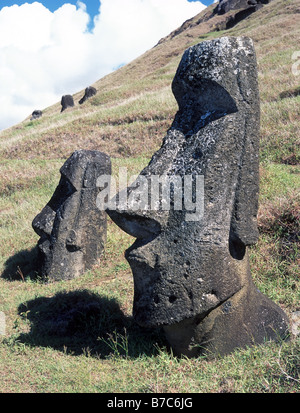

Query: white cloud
(0, 0), (206, 130)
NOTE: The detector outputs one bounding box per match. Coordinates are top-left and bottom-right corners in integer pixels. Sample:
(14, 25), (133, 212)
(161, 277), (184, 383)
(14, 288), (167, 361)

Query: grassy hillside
(0, 0), (299, 393)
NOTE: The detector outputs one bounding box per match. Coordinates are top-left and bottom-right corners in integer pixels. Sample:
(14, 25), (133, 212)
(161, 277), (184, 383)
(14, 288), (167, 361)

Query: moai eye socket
(171, 78), (238, 135)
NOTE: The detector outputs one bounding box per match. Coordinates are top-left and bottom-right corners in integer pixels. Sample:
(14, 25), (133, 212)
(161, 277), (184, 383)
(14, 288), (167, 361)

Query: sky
(0, 0), (216, 130)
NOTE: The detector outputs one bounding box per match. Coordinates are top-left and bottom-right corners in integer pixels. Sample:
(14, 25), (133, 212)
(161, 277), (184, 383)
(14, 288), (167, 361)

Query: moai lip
(32, 150), (111, 281)
(106, 37), (290, 357)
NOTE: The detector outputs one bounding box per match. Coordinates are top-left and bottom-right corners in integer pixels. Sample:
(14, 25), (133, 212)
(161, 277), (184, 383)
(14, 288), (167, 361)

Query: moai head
(79, 86), (97, 104)
(32, 150), (111, 281)
(61, 94), (74, 112)
(107, 37), (289, 357)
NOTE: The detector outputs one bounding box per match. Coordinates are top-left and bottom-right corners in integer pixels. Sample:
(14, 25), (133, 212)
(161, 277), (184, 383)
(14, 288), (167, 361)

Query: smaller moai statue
(32, 150), (111, 281)
(61, 94), (74, 112)
(79, 86), (97, 104)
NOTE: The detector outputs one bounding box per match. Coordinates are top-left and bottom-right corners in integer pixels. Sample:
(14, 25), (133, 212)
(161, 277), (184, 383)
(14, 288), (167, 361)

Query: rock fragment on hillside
(61, 94), (74, 112)
(32, 150), (111, 281)
(79, 86), (97, 104)
(106, 36), (290, 357)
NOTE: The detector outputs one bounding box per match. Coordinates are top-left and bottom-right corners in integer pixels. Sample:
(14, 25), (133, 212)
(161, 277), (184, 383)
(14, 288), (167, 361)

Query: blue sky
(1, 1), (215, 17)
(2, 0), (101, 29)
(0, 0), (215, 130)
(1, 1), (216, 30)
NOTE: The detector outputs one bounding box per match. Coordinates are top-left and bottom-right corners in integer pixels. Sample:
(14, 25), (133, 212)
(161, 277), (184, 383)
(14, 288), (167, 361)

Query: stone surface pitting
(107, 37), (289, 357)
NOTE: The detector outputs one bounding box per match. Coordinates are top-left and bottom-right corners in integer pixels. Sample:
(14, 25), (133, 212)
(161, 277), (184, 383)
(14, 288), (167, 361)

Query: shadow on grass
(17, 289), (167, 358)
(1, 246), (40, 281)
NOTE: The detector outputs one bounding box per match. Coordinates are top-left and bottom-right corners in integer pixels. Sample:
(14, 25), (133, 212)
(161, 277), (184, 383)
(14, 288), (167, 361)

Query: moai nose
(32, 205), (56, 238)
(106, 180), (163, 240)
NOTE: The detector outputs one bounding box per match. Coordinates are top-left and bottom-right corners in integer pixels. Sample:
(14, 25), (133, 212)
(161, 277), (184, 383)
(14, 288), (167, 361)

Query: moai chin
(32, 150), (111, 281)
(106, 37), (290, 357)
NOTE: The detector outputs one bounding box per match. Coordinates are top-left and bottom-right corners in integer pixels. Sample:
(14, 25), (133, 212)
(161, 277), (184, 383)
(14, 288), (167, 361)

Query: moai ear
(229, 114), (260, 248)
(171, 78), (238, 134)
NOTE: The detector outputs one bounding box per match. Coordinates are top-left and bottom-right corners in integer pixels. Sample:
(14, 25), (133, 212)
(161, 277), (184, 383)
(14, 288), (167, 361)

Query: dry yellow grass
(1, 0), (299, 164)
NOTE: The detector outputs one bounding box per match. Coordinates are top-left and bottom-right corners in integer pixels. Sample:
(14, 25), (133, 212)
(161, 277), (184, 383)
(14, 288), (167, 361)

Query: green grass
(260, 97), (300, 164)
(0, 318), (299, 392)
(0, 157), (298, 393)
(0, 0), (299, 393)
(259, 162), (300, 200)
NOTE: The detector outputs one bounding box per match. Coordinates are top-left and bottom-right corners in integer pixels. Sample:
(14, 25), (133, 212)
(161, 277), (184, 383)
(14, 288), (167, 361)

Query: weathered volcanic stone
(79, 86), (97, 104)
(61, 94), (74, 112)
(107, 37), (290, 357)
(214, 0), (273, 30)
(32, 150), (111, 281)
(214, 0), (271, 15)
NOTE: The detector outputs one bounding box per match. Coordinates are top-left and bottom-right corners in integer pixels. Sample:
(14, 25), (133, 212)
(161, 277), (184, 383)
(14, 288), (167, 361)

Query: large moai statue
(33, 150), (111, 281)
(106, 37), (290, 357)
